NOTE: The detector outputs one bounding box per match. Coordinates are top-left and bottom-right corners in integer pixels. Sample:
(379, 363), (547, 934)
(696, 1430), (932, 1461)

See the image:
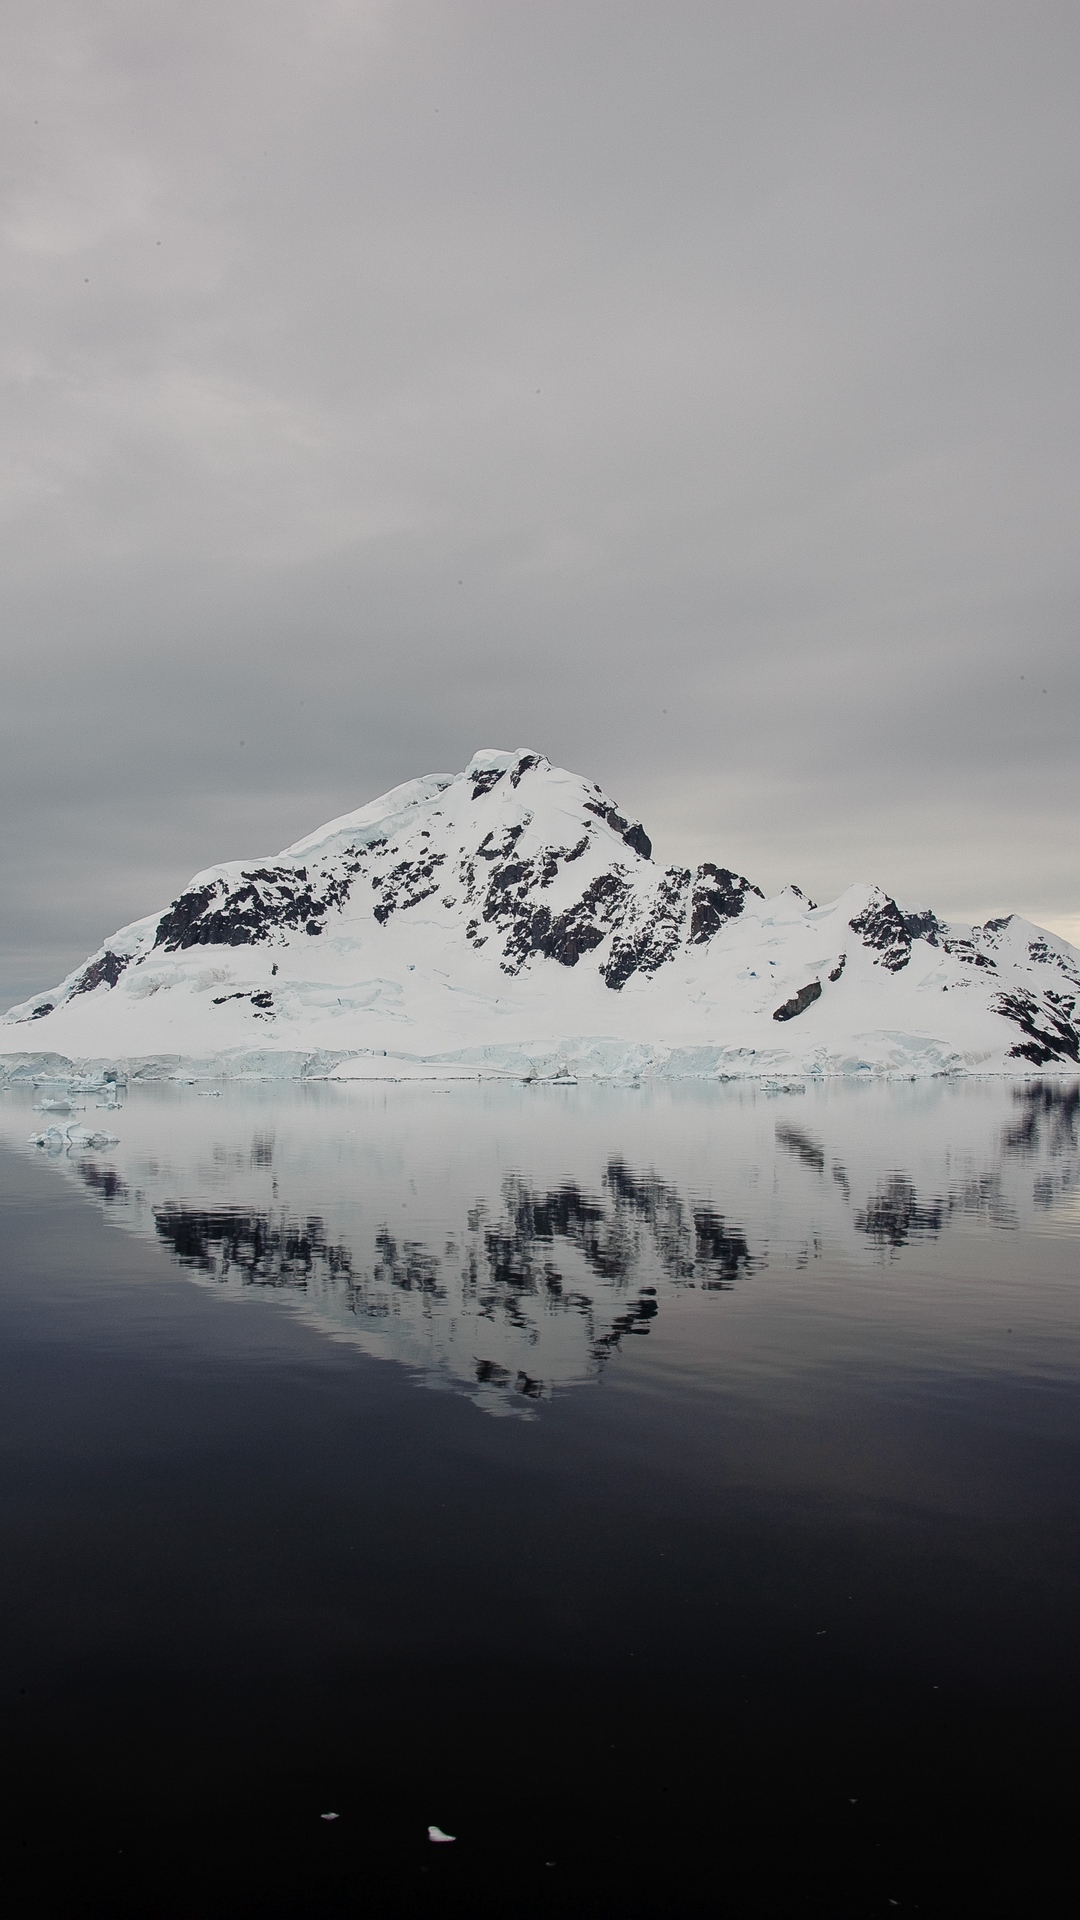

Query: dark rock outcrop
(850, 893), (912, 971)
(603, 868), (691, 989)
(900, 909), (943, 945)
(690, 865), (763, 944)
(583, 798), (652, 860)
(994, 988), (1080, 1065)
(73, 950), (129, 994)
(773, 981), (822, 1022)
(153, 854), (373, 951)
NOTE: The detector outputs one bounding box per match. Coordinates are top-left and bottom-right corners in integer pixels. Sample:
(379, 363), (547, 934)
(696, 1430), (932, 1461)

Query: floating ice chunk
(428, 1825), (456, 1843)
(64, 1126), (119, 1149)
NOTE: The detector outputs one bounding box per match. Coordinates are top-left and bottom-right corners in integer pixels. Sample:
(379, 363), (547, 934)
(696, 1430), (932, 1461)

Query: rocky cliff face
(4, 748), (1079, 1076)
(93, 753), (759, 992)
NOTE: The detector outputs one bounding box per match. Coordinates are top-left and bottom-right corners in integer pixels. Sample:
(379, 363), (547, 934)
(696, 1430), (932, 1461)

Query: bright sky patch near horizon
(2, 0), (1078, 1006)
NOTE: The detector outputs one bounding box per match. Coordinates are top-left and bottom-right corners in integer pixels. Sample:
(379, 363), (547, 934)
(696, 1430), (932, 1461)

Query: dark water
(1, 1078), (1078, 1917)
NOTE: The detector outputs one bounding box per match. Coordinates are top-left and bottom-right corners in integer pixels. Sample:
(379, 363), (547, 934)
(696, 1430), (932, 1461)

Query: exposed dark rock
(994, 988), (1080, 1065)
(828, 954), (846, 982)
(1024, 936), (1080, 985)
(154, 856), (367, 951)
(476, 824), (524, 862)
(621, 821), (653, 859)
(603, 868), (690, 989)
(689, 865), (763, 944)
(773, 980), (822, 1021)
(372, 854), (446, 925)
(73, 950), (129, 994)
(498, 872), (630, 972)
(583, 798), (652, 860)
(29, 1002), (54, 1020)
(509, 753), (542, 788)
(849, 894), (912, 971)
(470, 767), (505, 800)
(900, 909), (943, 945)
(155, 883), (221, 949)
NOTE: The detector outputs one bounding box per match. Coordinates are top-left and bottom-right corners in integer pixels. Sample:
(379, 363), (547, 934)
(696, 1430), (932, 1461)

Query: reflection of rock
(775, 1125), (826, 1173)
(75, 1158), (129, 1204)
(1003, 1080), (1079, 1153)
(855, 1176), (945, 1247)
(9, 1073), (1075, 1415)
(140, 1160), (757, 1409)
(692, 1209), (752, 1288)
(155, 1207), (352, 1288)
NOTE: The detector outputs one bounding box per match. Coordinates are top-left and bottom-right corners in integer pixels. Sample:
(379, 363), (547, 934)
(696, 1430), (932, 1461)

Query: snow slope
(3, 748), (1078, 1079)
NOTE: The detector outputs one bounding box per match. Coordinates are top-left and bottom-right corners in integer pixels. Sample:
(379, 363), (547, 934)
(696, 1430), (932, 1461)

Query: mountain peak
(4, 753), (1078, 1079)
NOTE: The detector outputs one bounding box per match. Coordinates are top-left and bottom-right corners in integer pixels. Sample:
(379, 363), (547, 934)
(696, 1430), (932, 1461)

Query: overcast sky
(3, 0), (1078, 1006)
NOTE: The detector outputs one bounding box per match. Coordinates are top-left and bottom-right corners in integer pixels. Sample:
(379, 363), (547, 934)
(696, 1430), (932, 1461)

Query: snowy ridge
(3, 747), (1079, 1080)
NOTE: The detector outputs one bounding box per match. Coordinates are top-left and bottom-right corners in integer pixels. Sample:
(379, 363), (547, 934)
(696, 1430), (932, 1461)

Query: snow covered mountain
(4, 747), (1079, 1079)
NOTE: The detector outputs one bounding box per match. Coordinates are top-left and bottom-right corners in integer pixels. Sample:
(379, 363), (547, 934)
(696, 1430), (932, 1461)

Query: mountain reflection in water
(4, 1076), (1077, 1414)
(149, 1160), (749, 1406)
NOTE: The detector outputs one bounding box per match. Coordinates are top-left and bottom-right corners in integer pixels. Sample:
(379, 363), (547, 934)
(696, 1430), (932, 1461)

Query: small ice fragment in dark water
(320, 1812), (338, 1821)
(428, 1825), (456, 1843)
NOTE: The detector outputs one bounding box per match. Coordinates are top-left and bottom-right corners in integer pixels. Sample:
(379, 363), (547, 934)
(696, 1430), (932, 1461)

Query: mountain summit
(4, 749), (1078, 1079)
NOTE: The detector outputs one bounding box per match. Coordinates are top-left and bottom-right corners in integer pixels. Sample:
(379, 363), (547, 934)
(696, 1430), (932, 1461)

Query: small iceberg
(29, 1124), (118, 1150)
(64, 1125), (119, 1149)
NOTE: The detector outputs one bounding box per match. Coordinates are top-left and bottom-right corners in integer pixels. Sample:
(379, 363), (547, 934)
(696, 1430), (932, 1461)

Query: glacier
(3, 747), (1078, 1083)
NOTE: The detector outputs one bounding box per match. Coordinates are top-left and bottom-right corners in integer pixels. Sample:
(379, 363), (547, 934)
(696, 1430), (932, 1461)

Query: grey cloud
(2, 0), (1078, 1004)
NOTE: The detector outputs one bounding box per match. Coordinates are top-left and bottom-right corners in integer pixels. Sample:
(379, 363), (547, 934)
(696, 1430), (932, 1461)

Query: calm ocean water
(1, 1077), (1077, 1916)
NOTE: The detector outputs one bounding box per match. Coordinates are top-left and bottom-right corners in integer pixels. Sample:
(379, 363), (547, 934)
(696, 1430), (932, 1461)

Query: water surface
(1, 1077), (1077, 1915)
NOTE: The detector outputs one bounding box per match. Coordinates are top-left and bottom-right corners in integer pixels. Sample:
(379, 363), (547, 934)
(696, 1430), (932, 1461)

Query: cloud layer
(3, 0), (1078, 1004)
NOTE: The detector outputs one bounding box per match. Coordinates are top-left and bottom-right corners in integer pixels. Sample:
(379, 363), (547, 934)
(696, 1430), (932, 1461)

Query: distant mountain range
(3, 748), (1078, 1080)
